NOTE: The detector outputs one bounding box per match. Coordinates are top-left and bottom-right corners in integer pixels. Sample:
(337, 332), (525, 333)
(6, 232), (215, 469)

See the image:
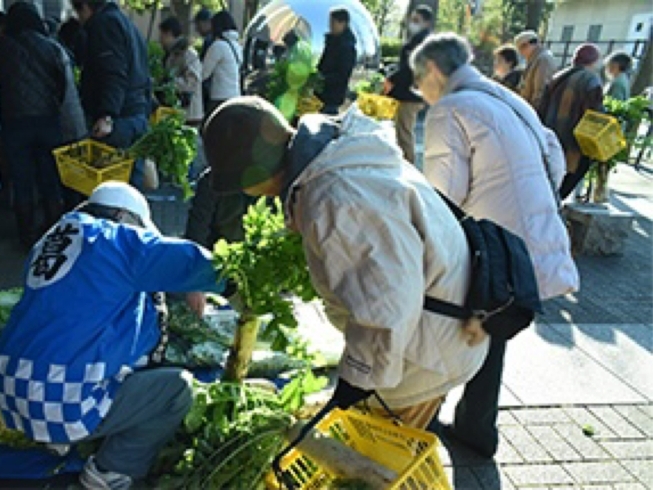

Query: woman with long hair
(202, 10), (242, 116)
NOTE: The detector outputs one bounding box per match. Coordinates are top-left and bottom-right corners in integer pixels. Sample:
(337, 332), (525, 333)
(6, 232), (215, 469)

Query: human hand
(383, 79), (394, 95)
(186, 292), (206, 317)
(92, 117), (113, 138)
(463, 318), (488, 347)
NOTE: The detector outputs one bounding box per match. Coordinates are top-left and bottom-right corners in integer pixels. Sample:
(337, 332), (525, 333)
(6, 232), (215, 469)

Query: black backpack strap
(424, 188), (473, 321)
(424, 296), (471, 320)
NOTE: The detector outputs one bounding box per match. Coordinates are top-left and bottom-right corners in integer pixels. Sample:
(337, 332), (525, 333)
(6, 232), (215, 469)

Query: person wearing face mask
(411, 33), (578, 458)
(538, 43), (604, 199)
(385, 6), (434, 164)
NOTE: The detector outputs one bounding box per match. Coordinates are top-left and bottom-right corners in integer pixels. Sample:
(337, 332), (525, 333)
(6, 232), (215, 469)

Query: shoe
(80, 456), (132, 490)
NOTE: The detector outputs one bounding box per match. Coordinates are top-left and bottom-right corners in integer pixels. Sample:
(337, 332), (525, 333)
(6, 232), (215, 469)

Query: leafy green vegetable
(213, 198), (317, 352)
(149, 41), (178, 108)
(0, 288), (22, 331)
(353, 73), (385, 95)
(129, 114), (197, 199)
(154, 371), (325, 488)
(0, 426), (38, 450)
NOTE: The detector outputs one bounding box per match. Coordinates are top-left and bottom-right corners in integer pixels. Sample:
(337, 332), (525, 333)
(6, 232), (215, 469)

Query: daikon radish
(287, 422), (397, 488)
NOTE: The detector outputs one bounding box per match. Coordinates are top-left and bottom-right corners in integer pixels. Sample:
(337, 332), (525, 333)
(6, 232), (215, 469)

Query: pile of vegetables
(165, 302), (232, 368)
(129, 113), (198, 199)
(154, 370), (326, 489)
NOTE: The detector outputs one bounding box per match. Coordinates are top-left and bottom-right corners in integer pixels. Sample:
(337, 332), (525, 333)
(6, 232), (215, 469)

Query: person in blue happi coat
(0, 182), (222, 489)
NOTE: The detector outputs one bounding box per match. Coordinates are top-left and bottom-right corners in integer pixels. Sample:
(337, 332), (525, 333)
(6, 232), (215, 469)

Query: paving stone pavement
(438, 403), (653, 489)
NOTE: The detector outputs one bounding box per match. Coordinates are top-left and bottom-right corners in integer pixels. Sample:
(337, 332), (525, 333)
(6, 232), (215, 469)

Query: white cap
(515, 30), (538, 46)
(89, 182), (158, 233)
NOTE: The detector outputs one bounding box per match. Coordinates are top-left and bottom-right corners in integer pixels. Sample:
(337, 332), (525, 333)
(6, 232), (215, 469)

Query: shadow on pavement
(538, 193), (652, 350)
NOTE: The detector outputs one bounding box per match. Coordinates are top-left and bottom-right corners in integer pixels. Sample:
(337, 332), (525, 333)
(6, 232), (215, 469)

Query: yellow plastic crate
(53, 139), (134, 196)
(150, 106), (183, 124)
(269, 408), (451, 490)
(574, 110), (626, 162)
(357, 93), (400, 120)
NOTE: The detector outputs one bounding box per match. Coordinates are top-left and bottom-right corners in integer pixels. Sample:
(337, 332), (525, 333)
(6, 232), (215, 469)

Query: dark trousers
(453, 336), (507, 458)
(1, 116), (63, 206)
(559, 156), (592, 199)
(88, 368), (193, 478)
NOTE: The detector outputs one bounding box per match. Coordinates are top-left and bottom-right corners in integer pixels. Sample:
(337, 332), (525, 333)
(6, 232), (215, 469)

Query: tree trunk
(146, 7), (157, 42)
(591, 163), (611, 204)
(171, 0), (193, 36)
(222, 313), (261, 383)
(632, 26), (653, 96)
(525, 0), (546, 31)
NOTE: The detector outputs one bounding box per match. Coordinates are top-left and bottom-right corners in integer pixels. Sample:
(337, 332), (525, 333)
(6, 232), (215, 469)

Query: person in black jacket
(316, 8), (357, 115)
(73, 0), (150, 153)
(386, 6), (434, 164)
(0, 2), (68, 248)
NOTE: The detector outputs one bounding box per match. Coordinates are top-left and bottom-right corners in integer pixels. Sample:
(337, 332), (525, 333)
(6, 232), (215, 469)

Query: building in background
(546, 0), (652, 72)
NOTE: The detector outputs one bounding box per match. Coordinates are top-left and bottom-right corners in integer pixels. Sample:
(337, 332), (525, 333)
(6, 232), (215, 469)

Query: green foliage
(0, 426), (38, 450)
(354, 73), (385, 95)
(129, 113), (198, 199)
(148, 41), (178, 108)
(380, 37), (402, 60)
(122, 0), (162, 14)
(0, 288), (22, 329)
(265, 41), (322, 121)
(603, 96), (653, 168)
(360, 0), (401, 37)
(154, 370), (326, 488)
(213, 198), (317, 351)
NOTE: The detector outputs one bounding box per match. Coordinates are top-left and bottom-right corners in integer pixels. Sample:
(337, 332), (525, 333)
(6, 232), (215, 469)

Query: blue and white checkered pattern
(0, 356), (130, 443)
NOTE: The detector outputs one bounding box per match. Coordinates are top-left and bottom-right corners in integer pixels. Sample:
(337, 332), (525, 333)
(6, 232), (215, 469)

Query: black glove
(331, 378), (374, 410)
(222, 279), (238, 298)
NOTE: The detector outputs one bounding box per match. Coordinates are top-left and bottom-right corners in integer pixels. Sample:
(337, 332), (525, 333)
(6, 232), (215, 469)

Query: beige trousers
(372, 396), (445, 430)
(394, 101), (425, 164)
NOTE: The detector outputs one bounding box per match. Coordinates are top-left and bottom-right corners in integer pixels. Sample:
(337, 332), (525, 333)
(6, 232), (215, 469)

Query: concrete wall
(548, 0), (651, 42)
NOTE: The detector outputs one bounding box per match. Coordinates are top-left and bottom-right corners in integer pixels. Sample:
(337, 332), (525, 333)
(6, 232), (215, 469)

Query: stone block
(527, 425), (583, 462)
(503, 463), (574, 486)
(500, 425), (552, 462)
(562, 461), (635, 484)
(553, 424), (610, 460)
(563, 203), (634, 255)
(621, 459), (653, 485)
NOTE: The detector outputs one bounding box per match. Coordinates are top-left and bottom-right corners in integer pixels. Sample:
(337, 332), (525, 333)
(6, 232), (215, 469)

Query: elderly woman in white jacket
(202, 10), (242, 116)
(411, 33), (579, 457)
(202, 96), (490, 430)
